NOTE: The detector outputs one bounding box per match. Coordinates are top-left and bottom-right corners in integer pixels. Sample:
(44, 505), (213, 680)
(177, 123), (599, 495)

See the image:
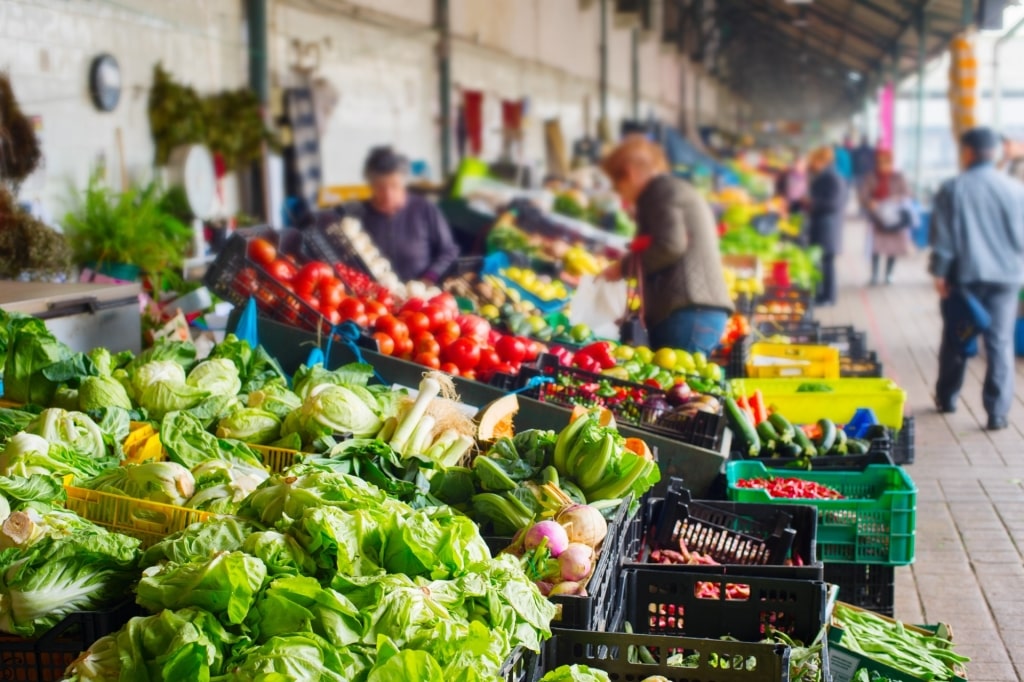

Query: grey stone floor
(815, 218), (1024, 681)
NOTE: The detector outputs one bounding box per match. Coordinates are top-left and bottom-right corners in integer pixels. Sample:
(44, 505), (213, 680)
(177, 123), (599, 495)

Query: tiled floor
(816, 217), (1024, 682)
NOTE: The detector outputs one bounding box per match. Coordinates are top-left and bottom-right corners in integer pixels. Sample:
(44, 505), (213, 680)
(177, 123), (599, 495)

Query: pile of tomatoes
(244, 237), (544, 382)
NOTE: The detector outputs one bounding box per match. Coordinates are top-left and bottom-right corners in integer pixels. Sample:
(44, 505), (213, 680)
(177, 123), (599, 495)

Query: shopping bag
(569, 275), (628, 340)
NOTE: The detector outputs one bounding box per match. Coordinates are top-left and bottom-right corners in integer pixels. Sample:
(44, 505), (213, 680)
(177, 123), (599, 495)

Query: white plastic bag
(569, 275), (628, 340)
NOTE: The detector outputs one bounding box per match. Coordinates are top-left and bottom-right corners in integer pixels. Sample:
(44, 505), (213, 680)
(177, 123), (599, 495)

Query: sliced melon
(476, 394), (519, 441)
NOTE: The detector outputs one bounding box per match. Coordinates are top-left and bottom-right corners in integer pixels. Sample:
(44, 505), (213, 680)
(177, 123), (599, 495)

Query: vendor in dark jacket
(806, 146), (847, 306)
(348, 146), (459, 283)
(600, 135), (734, 355)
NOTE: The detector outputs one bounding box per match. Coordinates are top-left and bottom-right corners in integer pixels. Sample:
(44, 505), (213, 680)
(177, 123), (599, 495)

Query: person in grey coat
(806, 147), (847, 306)
(931, 127), (1024, 430)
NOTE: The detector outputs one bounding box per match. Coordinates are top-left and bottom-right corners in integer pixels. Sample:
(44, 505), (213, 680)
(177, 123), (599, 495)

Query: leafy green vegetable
(282, 385), (384, 444)
(0, 408), (37, 446)
(512, 429), (557, 469)
(82, 461), (196, 506)
(186, 358), (242, 397)
(248, 383), (302, 419)
(292, 362), (374, 400)
(161, 410), (265, 470)
(0, 474), (66, 521)
(0, 514), (140, 636)
(538, 664), (612, 681)
(237, 470), (392, 530)
(216, 408), (281, 445)
(142, 517), (259, 567)
(367, 647), (446, 682)
(242, 531), (317, 578)
(138, 379), (210, 421)
(79, 374), (133, 411)
(136, 551), (267, 625)
(0, 432), (111, 482)
(3, 316), (73, 406)
(25, 408), (108, 460)
(246, 575), (361, 647)
(214, 633), (357, 681)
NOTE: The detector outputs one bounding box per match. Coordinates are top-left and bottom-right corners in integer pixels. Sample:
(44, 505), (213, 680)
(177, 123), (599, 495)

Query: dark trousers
(871, 254), (895, 282)
(936, 282), (1018, 419)
(816, 254), (836, 305)
(650, 308), (729, 355)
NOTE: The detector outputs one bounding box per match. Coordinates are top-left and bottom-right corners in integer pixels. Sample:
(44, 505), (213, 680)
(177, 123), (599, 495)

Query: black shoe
(935, 399), (956, 414)
(987, 416), (1009, 431)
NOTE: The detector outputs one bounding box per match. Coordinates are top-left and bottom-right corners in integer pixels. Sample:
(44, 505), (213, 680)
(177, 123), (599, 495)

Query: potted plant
(63, 172), (193, 290)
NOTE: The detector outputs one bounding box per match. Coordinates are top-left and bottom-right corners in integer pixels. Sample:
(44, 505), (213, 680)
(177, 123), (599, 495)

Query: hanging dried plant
(0, 73), (42, 186)
(0, 188), (72, 280)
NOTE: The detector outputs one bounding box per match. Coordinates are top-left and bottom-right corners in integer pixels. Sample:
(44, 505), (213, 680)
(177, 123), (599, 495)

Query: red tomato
(477, 348), (502, 372)
(401, 311), (431, 337)
(376, 290), (395, 309)
(493, 362), (517, 375)
(351, 313), (369, 328)
(294, 261), (333, 297)
(487, 329), (503, 347)
(522, 339), (544, 362)
(364, 300), (389, 319)
(372, 332), (395, 356)
(339, 298), (366, 321)
(457, 314), (491, 342)
(443, 337), (481, 372)
(266, 259), (297, 283)
(248, 238), (277, 267)
(401, 298), (426, 314)
(430, 292), (459, 315)
(395, 336), (415, 358)
(326, 309), (342, 326)
(319, 279), (346, 311)
(439, 362), (460, 376)
(414, 352), (441, 370)
(375, 315), (409, 340)
(422, 304), (448, 330)
(495, 336), (527, 364)
(413, 332), (441, 357)
(435, 320), (461, 346)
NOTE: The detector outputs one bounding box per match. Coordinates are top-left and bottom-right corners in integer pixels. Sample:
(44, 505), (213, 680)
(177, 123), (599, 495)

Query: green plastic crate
(730, 378), (906, 429)
(725, 462), (916, 565)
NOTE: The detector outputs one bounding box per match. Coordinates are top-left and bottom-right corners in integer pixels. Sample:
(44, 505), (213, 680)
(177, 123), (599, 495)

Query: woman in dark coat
(806, 146), (847, 306)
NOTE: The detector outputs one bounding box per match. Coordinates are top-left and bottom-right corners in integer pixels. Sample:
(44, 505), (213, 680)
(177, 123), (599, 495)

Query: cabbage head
(186, 358), (242, 398)
(216, 408), (281, 445)
(79, 375), (132, 411)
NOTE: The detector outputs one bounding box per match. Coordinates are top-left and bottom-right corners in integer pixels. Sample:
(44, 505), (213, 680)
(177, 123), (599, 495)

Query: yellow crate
(317, 184), (371, 207)
(250, 444), (301, 473)
(122, 425), (165, 465)
(747, 342), (840, 379)
(64, 486), (214, 548)
(0, 398), (23, 409)
(730, 378), (907, 430)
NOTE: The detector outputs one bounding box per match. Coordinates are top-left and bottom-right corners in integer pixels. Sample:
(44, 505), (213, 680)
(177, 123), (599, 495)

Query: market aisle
(818, 216), (1024, 682)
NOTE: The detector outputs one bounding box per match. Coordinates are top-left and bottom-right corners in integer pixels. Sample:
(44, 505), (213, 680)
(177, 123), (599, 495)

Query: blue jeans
(650, 308), (729, 355)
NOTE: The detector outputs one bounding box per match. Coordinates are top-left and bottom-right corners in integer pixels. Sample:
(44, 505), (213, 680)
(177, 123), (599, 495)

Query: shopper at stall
(775, 155), (808, 217)
(348, 146), (460, 283)
(852, 135), (876, 194)
(833, 139), (854, 185)
(806, 146), (846, 306)
(930, 127), (1024, 431)
(600, 135), (733, 355)
(862, 150), (913, 285)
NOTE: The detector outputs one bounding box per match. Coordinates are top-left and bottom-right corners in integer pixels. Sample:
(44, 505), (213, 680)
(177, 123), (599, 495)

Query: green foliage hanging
(148, 64), (277, 168)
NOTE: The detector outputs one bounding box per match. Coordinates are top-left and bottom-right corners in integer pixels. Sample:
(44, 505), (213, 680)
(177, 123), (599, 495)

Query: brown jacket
(631, 175), (733, 327)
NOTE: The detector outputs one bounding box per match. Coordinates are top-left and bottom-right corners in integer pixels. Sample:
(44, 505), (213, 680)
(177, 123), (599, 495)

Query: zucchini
(725, 397), (760, 457)
(817, 419), (837, 455)
(831, 429), (848, 455)
(847, 438), (870, 455)
(777, 441), (803, 458)
(756, 421), (779, 453)
(768, 413), (796, 443)
(793, 425), (816, 457)
(864, 424), (889, 440)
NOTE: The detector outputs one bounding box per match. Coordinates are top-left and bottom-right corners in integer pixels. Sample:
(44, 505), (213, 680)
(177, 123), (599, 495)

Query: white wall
(2, 0), (247, 218)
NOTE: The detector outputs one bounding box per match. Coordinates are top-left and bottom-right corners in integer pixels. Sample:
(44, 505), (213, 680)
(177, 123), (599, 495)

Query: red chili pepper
(735, 477), (844, 500)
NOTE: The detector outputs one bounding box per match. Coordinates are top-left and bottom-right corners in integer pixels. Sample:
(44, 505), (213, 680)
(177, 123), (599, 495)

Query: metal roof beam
(850, 0), (906, 25)
(718, 14), (867, 76)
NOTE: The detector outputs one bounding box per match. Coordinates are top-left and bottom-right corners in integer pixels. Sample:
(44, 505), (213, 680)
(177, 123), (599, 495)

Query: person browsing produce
(600, 135), (733, 355)
(347, 146), (460, 283)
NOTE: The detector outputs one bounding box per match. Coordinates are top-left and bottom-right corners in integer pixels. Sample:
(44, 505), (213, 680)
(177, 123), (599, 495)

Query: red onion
(524, 520), (569, 557)
(558, 543), (594, 582)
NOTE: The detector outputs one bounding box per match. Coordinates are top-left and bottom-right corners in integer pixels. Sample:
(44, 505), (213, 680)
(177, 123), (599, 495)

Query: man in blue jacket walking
(931, 127), (1024, 430)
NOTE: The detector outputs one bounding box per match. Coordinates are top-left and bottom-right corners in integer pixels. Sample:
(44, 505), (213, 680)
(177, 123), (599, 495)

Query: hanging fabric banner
(878, 83), (895, 151)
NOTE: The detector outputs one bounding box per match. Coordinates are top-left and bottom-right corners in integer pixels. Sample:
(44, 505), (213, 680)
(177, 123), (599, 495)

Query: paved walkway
(818, 218), (1024, 682)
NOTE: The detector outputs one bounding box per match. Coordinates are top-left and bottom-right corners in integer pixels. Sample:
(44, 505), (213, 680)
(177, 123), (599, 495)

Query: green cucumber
(725, 397), (760, 457)
(792, 425), (816, 457)
(768, 413), (796, 443)
(847, 438), (870, 455)
(831, 429), (848, 455)
(817, 419), (837, 455)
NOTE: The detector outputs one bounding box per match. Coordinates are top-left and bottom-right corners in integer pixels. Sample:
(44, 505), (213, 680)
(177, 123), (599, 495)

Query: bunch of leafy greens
(0, 431), (111, 482)
(0, 504), (140, 636)
(160, 410), (264, 471)
(81, 461), (196, 506)
(2, 316), (75, 406)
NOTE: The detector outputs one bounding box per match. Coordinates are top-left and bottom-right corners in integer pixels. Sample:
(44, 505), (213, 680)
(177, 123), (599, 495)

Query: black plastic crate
(818, 326), (869, 359)
(840, 352), (884, 378)
(500, 646), (539, 682)
(482, 497), (631, 631)
(304, 216), (376, 275)
(542, 628), (791, 682)
(622, 568), (828, 644)
(755, 319), (820, 342)
(205, 227), (330, 335)
(713, 334), (751, 380)
(823, 563), (895, 617)
(892, 416), (915, 465)
(0, 600), (141, 681)
(730, 437), (895, 471)
(622, 482), (823, 580)
(519, 361), (727, 451)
